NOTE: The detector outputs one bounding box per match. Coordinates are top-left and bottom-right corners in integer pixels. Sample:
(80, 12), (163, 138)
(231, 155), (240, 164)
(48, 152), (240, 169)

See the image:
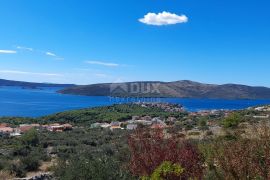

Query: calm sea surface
(1, 86), (270, 117)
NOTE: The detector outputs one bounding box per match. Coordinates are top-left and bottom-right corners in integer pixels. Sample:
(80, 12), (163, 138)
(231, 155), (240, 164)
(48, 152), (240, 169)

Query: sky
(0, 0), (270, 86)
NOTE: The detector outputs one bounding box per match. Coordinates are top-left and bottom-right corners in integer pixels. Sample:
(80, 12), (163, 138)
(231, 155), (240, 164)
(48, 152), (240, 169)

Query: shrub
(53, 154), (132, 180)
(128, 128), (204, 179)
(21, 155), (40, 171)
(149, 161), (184, 180)
(222, 113), (242, 128)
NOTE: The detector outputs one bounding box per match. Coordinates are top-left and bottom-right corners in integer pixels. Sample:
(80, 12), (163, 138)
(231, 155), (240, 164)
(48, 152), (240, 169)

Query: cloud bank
(0, 70), (62, 77)
(139, 11), (188, 26)
(85, 61), (119, 67)
(16, 46), (33, 51)
(46, 52), (57, 57)
(0, 50), (17, 54)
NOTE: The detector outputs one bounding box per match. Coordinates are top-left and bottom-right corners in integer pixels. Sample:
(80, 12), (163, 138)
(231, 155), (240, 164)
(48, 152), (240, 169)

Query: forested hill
(59, 80), (270, 99)
(0, 78), (74, 88)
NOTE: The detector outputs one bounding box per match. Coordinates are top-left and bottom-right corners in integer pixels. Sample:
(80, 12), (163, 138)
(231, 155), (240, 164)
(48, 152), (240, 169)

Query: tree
(53, 154), (132, 180)
(20, 128), (39, 146)
(198, 117), (209, 131)
(222, 113), (242, 128)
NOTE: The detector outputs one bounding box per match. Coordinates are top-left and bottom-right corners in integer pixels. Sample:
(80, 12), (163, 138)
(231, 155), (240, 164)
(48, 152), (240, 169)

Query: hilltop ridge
(59, 80), (270, 99)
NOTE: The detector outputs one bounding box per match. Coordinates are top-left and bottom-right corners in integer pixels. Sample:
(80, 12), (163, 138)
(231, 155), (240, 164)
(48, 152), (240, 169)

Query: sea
(1, 86), (270, 117)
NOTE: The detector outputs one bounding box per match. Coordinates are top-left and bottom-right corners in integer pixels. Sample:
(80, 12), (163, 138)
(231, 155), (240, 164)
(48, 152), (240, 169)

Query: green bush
(222, 113), (242, 128)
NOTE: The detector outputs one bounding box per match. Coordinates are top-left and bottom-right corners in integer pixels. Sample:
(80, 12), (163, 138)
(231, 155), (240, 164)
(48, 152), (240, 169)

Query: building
(253, 115), (270, 119)
(100, 123), (111, 128)
(110, 121), (122, 130)
(134, 120), (152, 126)
(0, 127), (14, 134)
(19, 124), (34, 133)
(63, 124), (73, 130)
(127, 124), (138, 130)
(46, 123), (73, 132)
(0, 123), (8, 128)
(132, 116), (140, 121)
(167, 117), (177, 122)
(91, 123), (102, 128)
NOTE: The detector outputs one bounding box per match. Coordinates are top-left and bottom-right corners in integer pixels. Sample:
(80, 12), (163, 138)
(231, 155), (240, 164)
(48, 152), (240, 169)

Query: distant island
(0, 78), (74, 89)
(2, 78), (270, 99)
(59, 80), (270, 100)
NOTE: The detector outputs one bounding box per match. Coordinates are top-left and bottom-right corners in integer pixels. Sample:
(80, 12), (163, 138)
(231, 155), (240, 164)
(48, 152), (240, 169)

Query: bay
(1, 86), (270, 117)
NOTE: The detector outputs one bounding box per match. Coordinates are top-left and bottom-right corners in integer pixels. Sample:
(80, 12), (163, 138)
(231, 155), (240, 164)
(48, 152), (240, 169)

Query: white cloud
(0, 50), (17, 54)
(85, 61), (119, 67)
(45, 51), (64, 60)
(16, 46), (33, 51)
(46, 52), (57, 57)
(139, 11), (188, 26)
(0, 70), (62, 77)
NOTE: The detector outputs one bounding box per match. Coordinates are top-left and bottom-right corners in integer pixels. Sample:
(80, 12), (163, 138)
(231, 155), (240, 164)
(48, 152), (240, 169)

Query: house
(253, 115), (269, 119)
(31, 124), (41, 128)
(48, 125), (65, 132)
(127, 124), (138, 130)
(46, 123), (73, 132)
(0, 127), (14, 134)
(132, 116), (140, 121)
(134, 120), (152, 126)
(10, 128), (21, 137)
(151, 119), (167, 129)
(110, 121), (121, 126)
(91, 122), (111, 129)
(91, 123), (102, 128)
(0, 123), (8, 128)
(63, 124), (73, 130)
(167, 117), (177, 122)
(141, 116), (152, 121)
(100, 123), (111, 128)
(19, 124), (34, 133)
(110, 121), (122, 130)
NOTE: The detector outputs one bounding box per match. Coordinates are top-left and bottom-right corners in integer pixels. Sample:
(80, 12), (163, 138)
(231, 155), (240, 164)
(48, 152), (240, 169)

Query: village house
(127, 124), (138, 130)
(19, 124), (35, 133)
(0, 126), (14, 135)
(151, 118), (167, 129)
(46, 123), (73, 132)
(132, 116), (140, 121)
(91, 122), (111, 129)
(91, 123), (102, 128)
(10, 128), (21, 137)
(134, 120), (152, 126)
(110, 121), (122, 131)
(167, 117), (177, 122)
(141, 116), (152, 121)
(253, 115), (270, 119)
(100, 123), (110, 128)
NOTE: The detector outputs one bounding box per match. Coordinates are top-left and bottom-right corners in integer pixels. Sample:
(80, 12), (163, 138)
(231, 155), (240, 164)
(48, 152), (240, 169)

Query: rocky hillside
(59, 80), (270, 99)
(0, 79), (74, 89)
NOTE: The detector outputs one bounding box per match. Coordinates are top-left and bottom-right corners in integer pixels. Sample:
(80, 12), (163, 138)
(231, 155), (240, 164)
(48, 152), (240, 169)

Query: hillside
(0, 78), (74, 89)
(59, 80), (270, 99)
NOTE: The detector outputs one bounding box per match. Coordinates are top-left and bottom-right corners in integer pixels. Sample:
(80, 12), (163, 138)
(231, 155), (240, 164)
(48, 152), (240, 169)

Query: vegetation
(0, 104), (187, 126)
(128, 128), (204, 179)
(222, 112), (243, 128)
(143, 161), (184, 180)
(59, 80), (270, 99)
(1, 104), (270, 179)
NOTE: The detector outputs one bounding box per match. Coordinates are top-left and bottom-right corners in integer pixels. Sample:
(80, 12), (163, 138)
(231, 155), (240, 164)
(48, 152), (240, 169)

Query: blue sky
(0, 0), (270, 86)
